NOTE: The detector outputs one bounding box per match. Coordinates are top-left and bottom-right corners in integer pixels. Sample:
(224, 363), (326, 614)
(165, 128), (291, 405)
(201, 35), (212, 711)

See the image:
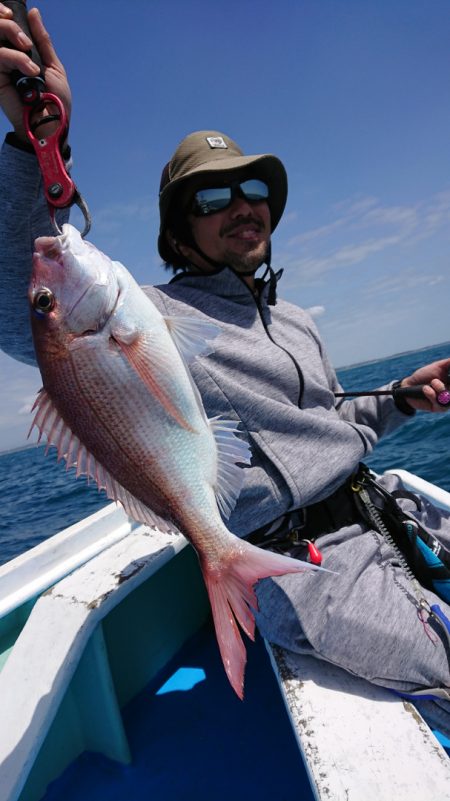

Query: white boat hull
(0, 469), (449, 800)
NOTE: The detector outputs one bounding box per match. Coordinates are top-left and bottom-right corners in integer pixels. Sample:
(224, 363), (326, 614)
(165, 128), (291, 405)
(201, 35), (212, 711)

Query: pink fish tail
(202, 540), (320, 700)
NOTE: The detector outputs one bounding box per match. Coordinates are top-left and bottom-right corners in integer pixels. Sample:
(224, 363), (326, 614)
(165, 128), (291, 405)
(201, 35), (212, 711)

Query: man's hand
(399, 357), (450, 413)
(0, 5), (71, 142)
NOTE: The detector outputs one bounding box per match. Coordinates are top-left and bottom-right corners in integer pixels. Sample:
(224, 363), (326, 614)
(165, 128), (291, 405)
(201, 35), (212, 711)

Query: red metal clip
(23, 92), (74, 208)
(22, 93), (91, 237)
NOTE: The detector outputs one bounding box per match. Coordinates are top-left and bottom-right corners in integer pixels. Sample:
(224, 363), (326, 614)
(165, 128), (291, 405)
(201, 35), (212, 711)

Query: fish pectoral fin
(209, 417), (252, 519)
(112, 334), (195, 432)
(203, 540), (324, 699)
(164, 316), (222, 364)
(29, 389), (179, 535)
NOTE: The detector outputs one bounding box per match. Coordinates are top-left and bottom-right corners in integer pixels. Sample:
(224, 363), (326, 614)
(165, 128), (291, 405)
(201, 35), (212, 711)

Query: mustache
(220, 215), (264, 237)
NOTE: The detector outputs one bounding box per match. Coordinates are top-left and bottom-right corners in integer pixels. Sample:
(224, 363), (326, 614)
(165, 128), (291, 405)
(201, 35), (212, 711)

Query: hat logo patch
(206, 136), (228, 149)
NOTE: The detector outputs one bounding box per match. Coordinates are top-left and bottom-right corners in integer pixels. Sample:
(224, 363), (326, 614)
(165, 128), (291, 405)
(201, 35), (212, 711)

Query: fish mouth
(33, 229), (120, 333)
(34, 236), (64, 264)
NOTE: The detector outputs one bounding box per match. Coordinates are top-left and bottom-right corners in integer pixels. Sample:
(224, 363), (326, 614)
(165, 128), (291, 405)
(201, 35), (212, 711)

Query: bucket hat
(158, 130), (288, 263)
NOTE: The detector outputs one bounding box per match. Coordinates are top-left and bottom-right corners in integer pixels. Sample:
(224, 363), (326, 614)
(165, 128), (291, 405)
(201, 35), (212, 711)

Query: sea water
(1, 341), (449, 567)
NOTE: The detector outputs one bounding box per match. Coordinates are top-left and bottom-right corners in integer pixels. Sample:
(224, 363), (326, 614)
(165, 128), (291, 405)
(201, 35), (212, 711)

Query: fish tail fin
(202, 540), (323, 699)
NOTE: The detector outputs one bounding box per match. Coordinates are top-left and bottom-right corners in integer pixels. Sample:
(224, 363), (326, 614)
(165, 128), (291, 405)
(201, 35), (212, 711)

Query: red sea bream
(29, 224), (320, 698)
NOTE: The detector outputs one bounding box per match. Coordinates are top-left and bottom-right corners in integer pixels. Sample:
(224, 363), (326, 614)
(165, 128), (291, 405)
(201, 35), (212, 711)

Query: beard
(221, 239), (269, 275)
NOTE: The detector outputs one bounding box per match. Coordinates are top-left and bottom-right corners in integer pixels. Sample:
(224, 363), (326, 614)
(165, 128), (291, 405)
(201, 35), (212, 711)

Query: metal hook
(48, 191), (91, 239)
(73, 191), (92, 238)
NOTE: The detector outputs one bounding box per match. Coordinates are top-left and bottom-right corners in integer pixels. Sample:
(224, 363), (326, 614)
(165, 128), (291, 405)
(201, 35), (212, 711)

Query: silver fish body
(29, 224), (320, 697)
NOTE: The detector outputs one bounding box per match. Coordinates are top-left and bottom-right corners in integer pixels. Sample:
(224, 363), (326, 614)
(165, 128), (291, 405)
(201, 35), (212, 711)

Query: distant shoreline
(0, 442), (40, 457)
(1, 340), (449, 456)
(337, 340), (450, 373)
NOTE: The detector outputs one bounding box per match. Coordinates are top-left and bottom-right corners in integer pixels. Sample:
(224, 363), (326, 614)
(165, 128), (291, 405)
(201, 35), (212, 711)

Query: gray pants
(255, 472), (450, 738)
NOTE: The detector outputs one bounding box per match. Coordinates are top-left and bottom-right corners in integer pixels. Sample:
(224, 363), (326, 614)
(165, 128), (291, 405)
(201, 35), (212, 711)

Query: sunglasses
(191, 179), (269, 216)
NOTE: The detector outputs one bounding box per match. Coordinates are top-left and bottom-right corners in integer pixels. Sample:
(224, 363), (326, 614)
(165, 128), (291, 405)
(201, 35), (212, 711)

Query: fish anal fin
(202, 539), (324, 699)
(115, 483), (179, 534)
(165, 316), (222, 364)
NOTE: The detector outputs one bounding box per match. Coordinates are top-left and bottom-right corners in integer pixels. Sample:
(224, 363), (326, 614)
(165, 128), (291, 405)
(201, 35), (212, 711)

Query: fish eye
(33, 288), (55, 314)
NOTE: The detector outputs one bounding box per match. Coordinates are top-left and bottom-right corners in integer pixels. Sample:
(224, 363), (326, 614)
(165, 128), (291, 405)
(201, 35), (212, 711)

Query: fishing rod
(1, 0), (91, 236)
(335, 383), (450, 408)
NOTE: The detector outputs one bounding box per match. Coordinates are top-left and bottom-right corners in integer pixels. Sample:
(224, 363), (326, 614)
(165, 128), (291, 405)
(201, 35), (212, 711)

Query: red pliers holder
(23, 93), (91, 237)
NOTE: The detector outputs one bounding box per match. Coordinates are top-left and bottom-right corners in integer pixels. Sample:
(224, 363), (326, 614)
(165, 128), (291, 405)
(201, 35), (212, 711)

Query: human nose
(229, 194), (254, 217)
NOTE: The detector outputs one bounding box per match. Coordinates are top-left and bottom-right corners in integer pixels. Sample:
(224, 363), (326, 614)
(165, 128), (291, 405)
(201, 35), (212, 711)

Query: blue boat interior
(42, 624), (315, 801)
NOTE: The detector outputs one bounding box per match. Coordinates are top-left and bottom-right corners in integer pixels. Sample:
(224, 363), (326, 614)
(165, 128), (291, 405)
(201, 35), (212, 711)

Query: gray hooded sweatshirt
(6, 140), (450, 738)
(0, 139), (410, 537)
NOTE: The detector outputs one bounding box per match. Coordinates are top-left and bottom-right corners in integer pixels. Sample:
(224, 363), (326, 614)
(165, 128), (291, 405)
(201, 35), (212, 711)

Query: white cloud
(277, 189), (450, 286)
(275, 189), (450, 365)
(332, 235), (401, 265)
(18, 395), (38, 416)
(331, 196), (379, 216)
(363, 269), (447, 297)
(306, 305), (325, 318)
(287, 196), (379, 248)
(280, 211), (299, 225)
(0, 352), (41, 452)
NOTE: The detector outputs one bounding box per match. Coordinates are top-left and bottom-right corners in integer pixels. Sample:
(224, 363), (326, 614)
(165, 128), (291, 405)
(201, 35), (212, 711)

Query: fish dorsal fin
(165, 316), (222, 364)
(209, 417), (252, 519)
(29, 389), (179, 535)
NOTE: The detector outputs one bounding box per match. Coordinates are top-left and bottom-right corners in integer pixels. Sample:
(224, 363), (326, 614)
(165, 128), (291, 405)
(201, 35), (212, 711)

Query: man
(1, 6), (450, 736)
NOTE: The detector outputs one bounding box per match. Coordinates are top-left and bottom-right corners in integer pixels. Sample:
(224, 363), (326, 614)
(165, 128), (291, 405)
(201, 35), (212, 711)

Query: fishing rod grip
(393, 385), (425, 401)
(1, 0), (45, 103)
(394, 384), (450, 408)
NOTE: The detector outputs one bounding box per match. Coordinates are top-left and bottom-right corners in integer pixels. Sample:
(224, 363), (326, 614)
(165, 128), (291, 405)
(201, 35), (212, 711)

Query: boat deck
(2, 469), (450, 801)
(41, 624), (314, 801)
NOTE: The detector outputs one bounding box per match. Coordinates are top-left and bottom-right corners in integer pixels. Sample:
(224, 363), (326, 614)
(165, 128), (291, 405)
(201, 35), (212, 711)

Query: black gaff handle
(1, 0), (45, 104)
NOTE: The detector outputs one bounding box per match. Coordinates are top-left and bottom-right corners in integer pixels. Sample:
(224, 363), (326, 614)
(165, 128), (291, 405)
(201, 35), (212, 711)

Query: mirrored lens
(192, 179), (269, 216)
(194, 187), (232, 215)
(239, 179), (269, 201)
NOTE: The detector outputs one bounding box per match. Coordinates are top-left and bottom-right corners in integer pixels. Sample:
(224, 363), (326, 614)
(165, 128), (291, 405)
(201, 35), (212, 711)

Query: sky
(1, 0), (449, 451)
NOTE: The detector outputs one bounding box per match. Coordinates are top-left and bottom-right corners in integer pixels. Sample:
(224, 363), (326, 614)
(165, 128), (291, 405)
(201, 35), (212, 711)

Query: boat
(1, 469), (450, 801)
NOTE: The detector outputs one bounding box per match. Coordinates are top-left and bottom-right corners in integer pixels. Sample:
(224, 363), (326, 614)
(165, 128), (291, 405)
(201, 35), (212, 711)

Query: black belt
(247, 470), (362, 557)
